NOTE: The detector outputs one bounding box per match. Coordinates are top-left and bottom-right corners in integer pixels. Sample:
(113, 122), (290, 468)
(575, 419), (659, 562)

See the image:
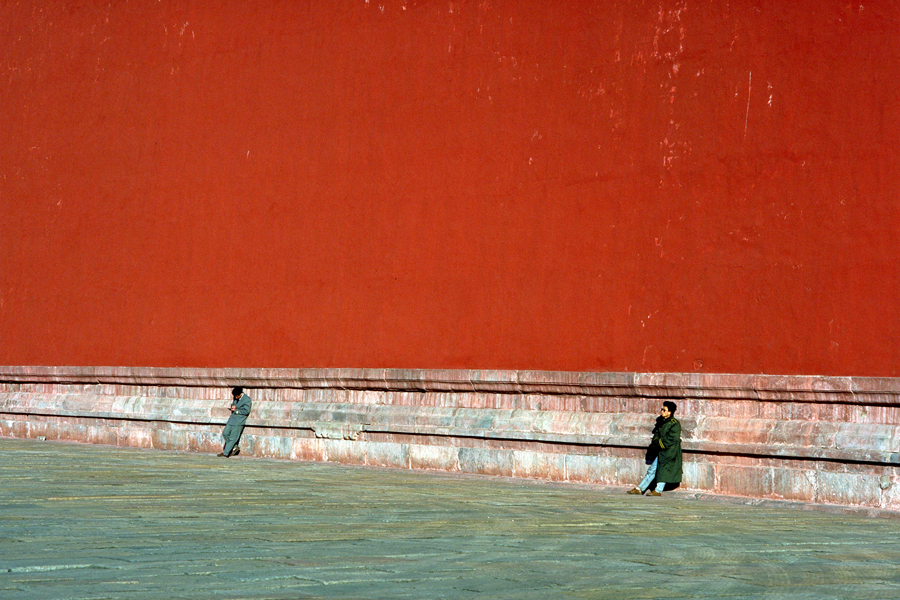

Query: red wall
(1, 1), (898, 375)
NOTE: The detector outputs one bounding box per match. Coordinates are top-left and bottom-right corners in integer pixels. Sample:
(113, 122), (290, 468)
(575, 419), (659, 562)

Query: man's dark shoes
(216, 452), (228, 457)
(229, 447), (241, 457)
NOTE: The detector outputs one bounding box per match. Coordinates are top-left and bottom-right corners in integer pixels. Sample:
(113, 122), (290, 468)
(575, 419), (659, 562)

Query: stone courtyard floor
(1, 438), (899, 600)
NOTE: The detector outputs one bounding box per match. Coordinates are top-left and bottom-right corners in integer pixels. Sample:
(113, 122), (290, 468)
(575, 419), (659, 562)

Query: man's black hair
(232, 386), (243, 397)
(662, 400), (677, 414)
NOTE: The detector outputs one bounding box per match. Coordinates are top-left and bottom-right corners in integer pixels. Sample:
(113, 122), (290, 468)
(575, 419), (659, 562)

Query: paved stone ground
(1, 438), (899, 600)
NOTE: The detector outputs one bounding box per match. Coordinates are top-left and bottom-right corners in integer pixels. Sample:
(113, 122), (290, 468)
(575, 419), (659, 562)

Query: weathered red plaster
(1, 1), (899, 376)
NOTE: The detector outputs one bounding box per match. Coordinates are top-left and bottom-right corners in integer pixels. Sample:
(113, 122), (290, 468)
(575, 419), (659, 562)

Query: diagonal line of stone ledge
(2, 366), (899, 403)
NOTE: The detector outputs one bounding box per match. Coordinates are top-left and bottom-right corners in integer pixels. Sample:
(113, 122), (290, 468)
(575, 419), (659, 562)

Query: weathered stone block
(291, 437), (326, 462)
(683, 461), (716, 490)
(408, 444), (459, 472)
(250, 434), (292, 459)
(715, 465), (774, 498)
(565, 453), (620, 485)
(151, 429), (185, 450)
(366, 441), (409, 469)
(771, 467), (818, 502)
(117, 427), (154, 448)
(458, 447), (514, 477)
(323, 439), (367, 466)
(816, 471), (886, 508)
(511, 450), (566, 481)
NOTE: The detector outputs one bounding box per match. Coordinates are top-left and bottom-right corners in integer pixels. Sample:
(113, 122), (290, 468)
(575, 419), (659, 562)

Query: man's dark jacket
(651, 416), (683, 483)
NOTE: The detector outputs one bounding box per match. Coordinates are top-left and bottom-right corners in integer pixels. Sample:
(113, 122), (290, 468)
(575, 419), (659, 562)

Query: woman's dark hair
(662, 400), (678, 414)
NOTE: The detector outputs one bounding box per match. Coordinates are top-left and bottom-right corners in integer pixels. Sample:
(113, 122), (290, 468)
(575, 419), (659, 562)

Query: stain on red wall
(1, 1), (898, 375)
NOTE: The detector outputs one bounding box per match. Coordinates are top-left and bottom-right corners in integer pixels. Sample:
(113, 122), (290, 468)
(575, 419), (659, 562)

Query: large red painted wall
(1, 1), (898, 375)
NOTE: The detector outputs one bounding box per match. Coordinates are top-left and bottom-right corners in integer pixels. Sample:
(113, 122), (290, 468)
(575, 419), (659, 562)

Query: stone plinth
(1, 366), (898, 510)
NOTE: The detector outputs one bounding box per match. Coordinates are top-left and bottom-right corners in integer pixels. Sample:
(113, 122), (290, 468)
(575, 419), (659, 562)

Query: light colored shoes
(626, 487), (643, 495)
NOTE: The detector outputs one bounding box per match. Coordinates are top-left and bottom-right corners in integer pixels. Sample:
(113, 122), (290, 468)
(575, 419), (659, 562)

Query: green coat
(653, 417), (683, 483)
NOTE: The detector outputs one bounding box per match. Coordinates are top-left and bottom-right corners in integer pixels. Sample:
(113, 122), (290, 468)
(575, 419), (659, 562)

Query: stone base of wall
(1, 366), (898, 511)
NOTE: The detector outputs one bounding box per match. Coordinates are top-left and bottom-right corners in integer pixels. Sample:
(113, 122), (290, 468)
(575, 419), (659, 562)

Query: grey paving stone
(1, 438), (899, 599)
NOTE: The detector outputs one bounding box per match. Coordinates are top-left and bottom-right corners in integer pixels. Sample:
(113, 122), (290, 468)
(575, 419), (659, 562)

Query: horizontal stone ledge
(4, 409), (897, 466)
(4, 396), (900, 449)
(358, 426), (900, 464)
(2, 365), (899, 403)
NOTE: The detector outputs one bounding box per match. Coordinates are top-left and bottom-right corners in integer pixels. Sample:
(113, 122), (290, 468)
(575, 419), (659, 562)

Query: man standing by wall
(218, 387), (252, 457)
(628, 401), (682, 496)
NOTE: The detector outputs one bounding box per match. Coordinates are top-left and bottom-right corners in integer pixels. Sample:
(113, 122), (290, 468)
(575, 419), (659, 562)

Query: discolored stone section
(1, 438), (899, 600)
(5, 366), (900, 510)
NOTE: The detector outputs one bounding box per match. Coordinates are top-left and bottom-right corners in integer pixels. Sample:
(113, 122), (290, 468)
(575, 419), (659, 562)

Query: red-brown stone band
(1, 366), (898, 510)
